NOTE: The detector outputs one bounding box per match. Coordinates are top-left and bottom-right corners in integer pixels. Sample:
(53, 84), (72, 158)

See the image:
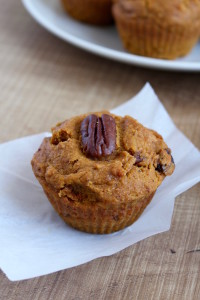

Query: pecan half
(81, 114), (116, 158)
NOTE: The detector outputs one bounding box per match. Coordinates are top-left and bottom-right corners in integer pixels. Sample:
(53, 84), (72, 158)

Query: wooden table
(1, 1), (200, 299)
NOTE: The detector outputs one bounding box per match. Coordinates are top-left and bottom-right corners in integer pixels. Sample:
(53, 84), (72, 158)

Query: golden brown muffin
(112, 0), (200, 59)
(31, 112), (175, 234)
(61, 0), (113, 25)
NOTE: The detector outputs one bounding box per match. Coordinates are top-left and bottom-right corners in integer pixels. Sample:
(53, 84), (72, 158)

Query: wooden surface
(0, 1), (200, 299)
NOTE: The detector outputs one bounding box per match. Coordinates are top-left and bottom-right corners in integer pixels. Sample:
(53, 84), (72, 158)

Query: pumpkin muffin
(112, 0), (200, 59)
(61, 0), (113, 25)
(31, 112), (175, 234)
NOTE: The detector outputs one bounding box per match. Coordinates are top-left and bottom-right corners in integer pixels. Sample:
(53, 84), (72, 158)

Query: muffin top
(113, 0), (200, 24)
(32, 111), (175, 204)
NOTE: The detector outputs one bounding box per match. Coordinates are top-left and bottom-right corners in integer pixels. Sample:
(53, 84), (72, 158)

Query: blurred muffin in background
(112, 0), (200, 59)
(61, 0), (113, 25)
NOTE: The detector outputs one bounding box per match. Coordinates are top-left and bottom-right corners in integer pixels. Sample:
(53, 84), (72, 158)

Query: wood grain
(0, 1), (199, 299)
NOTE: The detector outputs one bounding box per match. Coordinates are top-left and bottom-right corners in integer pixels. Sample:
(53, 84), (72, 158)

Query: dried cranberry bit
(134, 152), (143, 164)
(156, 163), (163, 173)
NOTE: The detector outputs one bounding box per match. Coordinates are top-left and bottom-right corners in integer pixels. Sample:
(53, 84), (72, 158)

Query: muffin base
(40, 178), (155, 234)
(61, 0), (113, 26)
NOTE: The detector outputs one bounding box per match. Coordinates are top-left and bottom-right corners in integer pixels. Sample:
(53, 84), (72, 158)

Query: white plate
(22, 0), (200, 71)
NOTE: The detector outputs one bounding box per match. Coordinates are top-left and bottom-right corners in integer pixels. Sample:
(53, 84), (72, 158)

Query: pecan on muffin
(112, 0), (200, 59)
(31, 112), (175, 234)
(61, 0), (113, 25)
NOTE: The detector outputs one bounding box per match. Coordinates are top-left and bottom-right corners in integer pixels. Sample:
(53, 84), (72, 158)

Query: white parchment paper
(0, 83), (200, 281)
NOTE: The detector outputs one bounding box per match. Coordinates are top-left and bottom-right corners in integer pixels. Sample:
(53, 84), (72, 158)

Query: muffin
(31, 112), (175, 234)
(61, 0), (113, 25)
(112, 0), (200, 59)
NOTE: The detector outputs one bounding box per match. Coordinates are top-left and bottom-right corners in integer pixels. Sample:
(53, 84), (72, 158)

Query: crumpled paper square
(0, 83), (200, 281)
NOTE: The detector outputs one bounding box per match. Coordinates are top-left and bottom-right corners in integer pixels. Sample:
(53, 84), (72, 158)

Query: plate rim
(22, 0), (200, 72)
